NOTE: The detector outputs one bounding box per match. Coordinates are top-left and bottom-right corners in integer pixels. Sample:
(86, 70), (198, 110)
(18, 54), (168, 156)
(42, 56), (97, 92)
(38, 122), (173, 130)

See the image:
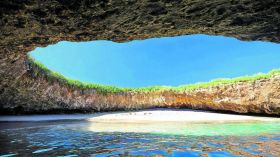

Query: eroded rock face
(1, 0), (280, 114)
(2, 61), (280, 115)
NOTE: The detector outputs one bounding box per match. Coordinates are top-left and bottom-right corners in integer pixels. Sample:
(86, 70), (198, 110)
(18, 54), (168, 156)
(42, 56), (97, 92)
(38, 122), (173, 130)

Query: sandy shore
(0, 109), (279, 123)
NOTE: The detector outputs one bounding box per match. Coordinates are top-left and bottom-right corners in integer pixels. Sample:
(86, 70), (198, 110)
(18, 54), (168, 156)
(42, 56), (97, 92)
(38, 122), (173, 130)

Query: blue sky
(30, 34), (280, 87)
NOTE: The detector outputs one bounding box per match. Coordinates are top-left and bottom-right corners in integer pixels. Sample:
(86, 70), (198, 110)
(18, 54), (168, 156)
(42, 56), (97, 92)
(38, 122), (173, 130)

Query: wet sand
(0, 109), (279, 123)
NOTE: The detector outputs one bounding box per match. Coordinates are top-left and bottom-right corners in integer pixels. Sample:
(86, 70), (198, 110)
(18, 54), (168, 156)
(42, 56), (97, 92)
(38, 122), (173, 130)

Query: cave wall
(1, 0), (280, 114)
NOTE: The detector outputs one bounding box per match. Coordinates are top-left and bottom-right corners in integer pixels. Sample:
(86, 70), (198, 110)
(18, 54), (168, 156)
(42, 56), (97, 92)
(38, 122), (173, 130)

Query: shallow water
(0, 121), (280, 156)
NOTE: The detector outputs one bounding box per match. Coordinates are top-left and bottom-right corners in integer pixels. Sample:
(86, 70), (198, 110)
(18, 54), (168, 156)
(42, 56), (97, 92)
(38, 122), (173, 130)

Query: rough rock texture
(1, 0), (280, 114)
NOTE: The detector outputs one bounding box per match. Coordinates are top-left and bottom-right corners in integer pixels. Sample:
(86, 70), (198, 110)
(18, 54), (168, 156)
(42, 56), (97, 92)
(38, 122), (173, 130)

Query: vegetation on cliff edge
(27, 54), (280, 94)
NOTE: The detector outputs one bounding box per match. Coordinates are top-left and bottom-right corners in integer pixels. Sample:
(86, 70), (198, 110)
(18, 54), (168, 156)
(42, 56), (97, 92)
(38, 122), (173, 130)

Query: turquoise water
(29, 34), (280, 88)
(1, 121), (280, 156)
(84, 122), (280, 136)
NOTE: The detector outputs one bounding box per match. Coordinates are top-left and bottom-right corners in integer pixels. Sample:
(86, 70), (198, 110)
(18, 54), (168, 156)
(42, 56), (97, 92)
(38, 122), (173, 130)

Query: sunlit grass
(27, 54), (280, 94)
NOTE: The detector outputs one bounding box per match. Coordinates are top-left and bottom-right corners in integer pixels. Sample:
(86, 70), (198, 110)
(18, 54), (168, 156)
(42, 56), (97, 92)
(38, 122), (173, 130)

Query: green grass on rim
(27, 54), (280, 94)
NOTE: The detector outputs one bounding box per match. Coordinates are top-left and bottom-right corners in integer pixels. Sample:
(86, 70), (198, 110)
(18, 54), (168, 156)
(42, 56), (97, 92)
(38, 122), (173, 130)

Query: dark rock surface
(1, 0), (280, 114)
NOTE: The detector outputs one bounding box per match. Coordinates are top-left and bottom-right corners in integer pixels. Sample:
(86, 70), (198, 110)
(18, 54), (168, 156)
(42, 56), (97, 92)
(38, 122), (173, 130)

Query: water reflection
(0, 121), (280, 156)
(85, 122), (280, 136)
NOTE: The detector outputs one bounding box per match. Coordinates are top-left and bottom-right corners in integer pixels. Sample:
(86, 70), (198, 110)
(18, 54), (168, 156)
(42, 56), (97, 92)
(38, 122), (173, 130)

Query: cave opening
(28, 34), (280, 88)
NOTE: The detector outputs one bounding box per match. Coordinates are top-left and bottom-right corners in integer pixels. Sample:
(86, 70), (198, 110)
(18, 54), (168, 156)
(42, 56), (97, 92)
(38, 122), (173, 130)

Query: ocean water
(0, 121), (280, 156)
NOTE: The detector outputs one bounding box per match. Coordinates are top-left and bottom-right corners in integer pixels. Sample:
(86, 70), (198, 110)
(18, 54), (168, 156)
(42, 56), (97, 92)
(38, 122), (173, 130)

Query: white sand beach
(0, 109), (279, 123)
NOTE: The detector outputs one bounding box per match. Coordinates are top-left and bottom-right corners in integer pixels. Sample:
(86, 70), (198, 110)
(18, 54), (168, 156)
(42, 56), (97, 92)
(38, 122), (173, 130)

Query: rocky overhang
(1, 0), (280, 115)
